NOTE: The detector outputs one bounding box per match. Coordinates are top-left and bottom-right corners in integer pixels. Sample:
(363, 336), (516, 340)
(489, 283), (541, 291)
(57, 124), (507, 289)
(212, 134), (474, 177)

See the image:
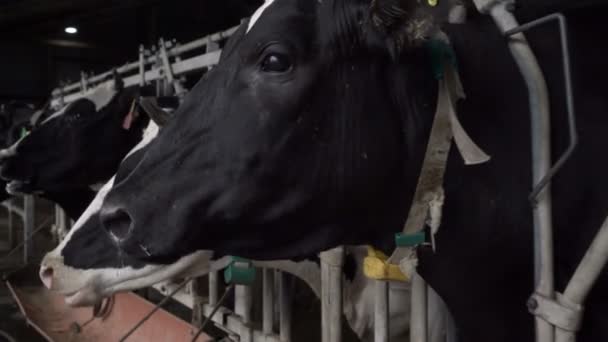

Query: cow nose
(100, 208), (133, 241)
(39, 265), (54, 289)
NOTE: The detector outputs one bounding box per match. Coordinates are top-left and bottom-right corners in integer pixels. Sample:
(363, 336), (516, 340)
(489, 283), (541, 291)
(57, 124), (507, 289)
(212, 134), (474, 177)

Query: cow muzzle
(39, 254), (102, 307)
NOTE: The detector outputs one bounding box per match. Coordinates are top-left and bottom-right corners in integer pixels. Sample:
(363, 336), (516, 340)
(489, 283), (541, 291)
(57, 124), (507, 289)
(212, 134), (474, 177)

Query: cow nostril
(101, 209), (133, 241)
(39, 265), (54, 289)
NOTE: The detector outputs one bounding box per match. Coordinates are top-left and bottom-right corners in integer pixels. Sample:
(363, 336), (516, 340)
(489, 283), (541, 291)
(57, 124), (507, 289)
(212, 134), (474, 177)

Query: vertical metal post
(482, 3), (555, 342)
(159, 38), (185, 95)
(235, 284), (253, 342)
(278, 272), (292, 342)
(374, 281), (390, 342)
(190, 277), (206, 331)
(209, 271), (218, 306)
(410, 272), (428, 342)
(22, 195), (34, 264)
(427, 286), (448, 342)
(80, 71), (88, 94)
(235, 285), (252, 323)
(263, 268), (275, 334)
(320, 247), (344, 342)
(53, 204), (69, 242)
(139, 45), (146, 87)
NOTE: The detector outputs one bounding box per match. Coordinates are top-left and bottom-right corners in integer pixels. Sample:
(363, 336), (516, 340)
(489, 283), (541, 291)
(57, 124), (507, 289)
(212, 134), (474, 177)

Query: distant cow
(0, 80), (156, 219)
(0, 101), (47, 202)
(43, 1), (608, 341)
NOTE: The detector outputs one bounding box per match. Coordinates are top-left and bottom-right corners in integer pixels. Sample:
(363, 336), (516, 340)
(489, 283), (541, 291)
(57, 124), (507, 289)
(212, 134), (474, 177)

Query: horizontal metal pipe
(263, 268), (275, 334)
(51, 25), (239, 97)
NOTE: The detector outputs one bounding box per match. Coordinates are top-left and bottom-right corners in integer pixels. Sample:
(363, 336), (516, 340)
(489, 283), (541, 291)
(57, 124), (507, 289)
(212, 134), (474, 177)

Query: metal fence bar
(374, 281), (389, 342)
(263, 268), (275, 334)
(278, 272), (292, 342)
(52, 50), (222, 107)
(52, 204), (69, 243)
(320, 247), (344, 342)
(22, 195), (34, 264)
(50, 25), (239, 100)
(427, 285), (447, 342)
(235, 284), (253, 342)
(410, 272), (428, 342)
(209, 271), (219, 306)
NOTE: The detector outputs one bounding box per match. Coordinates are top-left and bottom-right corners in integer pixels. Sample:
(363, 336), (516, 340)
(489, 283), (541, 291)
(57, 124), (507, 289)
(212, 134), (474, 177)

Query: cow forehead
(246, 0), (278, 33)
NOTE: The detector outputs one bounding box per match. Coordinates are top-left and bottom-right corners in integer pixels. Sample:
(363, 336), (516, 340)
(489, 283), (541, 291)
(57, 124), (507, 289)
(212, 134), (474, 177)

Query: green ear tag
(20, 127), (29, 138)
(395, 232), (426, 247)
(224, 256), (256, 286)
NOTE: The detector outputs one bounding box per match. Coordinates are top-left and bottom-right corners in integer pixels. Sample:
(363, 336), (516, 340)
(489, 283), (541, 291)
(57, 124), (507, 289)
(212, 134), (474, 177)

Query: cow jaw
(40, 249), (224, 307)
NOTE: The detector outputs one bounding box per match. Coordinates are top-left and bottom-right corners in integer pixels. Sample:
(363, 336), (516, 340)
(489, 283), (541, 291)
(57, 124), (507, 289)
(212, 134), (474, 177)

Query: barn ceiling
(0, 0), (262, 102)
(0, 0), (261, 45)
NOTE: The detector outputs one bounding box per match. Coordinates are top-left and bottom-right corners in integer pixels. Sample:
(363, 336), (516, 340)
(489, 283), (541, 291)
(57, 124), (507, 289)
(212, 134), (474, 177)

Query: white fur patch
(246, 0), (276, 33)
(87, 82), (117, 111)
(0, 140), (20, 159)
(40, 82), (118, 127)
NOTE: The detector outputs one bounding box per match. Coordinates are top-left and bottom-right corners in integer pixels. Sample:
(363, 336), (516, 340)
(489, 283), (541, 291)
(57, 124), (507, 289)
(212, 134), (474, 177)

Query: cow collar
(394, 31), (490, 271)
(364, 32), (490, 282)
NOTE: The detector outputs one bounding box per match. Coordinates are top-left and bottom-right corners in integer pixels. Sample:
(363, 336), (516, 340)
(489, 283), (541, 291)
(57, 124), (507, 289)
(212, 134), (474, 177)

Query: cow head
(96, 0), (448, 264)
(39, 121), (233, 306)
(0, 82), (153, 217)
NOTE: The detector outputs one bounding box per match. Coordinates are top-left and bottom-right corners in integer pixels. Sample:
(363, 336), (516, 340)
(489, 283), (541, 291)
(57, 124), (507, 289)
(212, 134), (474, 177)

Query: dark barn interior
(0, 0), (261, 103)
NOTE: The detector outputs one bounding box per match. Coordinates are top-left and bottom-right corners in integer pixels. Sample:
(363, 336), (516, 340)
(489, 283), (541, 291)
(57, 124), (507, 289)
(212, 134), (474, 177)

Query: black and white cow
(0, 101), (48, 202)
(41, 1), (608, 341)
(0, 80), (154, 219)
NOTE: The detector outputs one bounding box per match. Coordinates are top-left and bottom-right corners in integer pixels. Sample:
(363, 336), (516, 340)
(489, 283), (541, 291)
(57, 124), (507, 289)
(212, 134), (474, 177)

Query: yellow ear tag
(428, 0), (438, 6)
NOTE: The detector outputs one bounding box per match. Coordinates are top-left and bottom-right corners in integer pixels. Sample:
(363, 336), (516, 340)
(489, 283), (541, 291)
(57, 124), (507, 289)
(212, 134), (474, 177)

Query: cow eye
(261, 53), (292, 73)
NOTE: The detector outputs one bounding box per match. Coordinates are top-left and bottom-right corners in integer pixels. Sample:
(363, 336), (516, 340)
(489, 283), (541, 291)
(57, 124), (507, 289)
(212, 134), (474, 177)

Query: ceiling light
(64, 27), (78, 34)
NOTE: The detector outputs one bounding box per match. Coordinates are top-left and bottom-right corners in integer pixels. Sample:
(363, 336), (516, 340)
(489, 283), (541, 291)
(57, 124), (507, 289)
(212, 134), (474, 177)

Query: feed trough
(4, 265), (211, 342)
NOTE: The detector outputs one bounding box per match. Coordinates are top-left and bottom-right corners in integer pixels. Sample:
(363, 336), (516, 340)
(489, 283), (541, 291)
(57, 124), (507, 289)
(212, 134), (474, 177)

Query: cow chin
(40, 250), (223, 307)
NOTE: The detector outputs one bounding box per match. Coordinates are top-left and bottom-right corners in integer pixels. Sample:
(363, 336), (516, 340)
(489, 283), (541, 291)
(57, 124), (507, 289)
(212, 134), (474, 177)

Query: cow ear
(368, 0), (446, 57)
(137, 97), (173, 127)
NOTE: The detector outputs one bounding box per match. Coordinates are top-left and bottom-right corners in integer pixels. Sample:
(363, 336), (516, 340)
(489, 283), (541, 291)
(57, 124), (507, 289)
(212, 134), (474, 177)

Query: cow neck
(43, 188), (97, 220)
